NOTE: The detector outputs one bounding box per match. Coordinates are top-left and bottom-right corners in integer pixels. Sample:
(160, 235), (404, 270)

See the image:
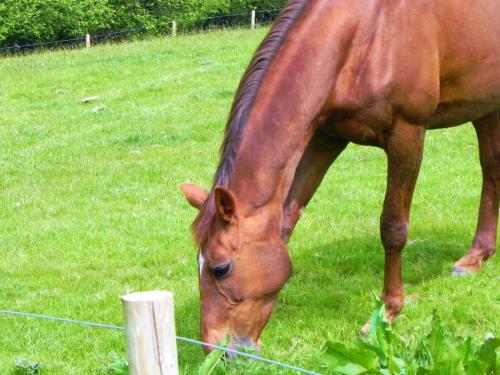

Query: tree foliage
(0, 0), (287, 47)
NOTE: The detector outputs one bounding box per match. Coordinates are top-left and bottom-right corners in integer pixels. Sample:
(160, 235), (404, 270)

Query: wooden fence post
(122, 291), (179, 375)
(172, 21), (177, 36)
(251, 10), (256, 30)
(85, 33), (91, 48)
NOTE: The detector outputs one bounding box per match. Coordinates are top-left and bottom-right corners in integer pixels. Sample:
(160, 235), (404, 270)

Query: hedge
(0, 0), (287, 48)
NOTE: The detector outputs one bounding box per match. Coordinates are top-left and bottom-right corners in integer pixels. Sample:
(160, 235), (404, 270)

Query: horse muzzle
(225, 337), (260, 358)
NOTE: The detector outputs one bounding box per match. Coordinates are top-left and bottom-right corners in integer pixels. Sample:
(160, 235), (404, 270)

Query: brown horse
(181, 0), (500, 352)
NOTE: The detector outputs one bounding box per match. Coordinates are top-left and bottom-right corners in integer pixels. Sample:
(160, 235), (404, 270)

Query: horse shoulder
(329, 4), (441, 133)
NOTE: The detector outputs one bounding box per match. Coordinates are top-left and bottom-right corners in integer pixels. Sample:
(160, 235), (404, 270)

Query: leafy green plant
(324, 301), (499, 374)
(14, 358), (43, 375)
(198, 337), (230, 375)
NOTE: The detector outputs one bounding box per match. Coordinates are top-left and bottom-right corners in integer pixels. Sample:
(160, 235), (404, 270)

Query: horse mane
(193, 0), (309, 246)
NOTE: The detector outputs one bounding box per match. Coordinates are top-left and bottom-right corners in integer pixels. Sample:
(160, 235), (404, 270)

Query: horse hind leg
(453, 110), (500, 275)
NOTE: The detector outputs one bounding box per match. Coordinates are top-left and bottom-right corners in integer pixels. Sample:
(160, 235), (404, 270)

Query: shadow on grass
(274, 228), (471, 323)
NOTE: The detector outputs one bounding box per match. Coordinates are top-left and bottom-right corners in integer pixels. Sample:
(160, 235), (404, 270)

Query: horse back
(330, 0), (500, 130)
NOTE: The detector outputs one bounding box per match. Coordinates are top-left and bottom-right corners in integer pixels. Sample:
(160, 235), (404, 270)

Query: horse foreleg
(454, 110), (500, 274)
(379, 119), (425, 322)
(281, 132), (347, 243)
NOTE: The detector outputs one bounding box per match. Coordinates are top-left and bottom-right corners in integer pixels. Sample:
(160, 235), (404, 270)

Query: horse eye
(213, 262), (232, 279)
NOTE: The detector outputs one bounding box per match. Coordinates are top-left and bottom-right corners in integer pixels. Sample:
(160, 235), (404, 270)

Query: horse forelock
(192, 0), (310, 246)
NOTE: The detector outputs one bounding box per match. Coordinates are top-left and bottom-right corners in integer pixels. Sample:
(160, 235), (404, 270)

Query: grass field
(0, 28), (499, 374)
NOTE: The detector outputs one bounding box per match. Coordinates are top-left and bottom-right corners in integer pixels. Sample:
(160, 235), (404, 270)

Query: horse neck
(227, 0), (360, 220)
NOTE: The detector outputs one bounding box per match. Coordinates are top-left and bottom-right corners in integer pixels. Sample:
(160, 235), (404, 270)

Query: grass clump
(14, 358), (43, 375)
(102, 359), (128, 375)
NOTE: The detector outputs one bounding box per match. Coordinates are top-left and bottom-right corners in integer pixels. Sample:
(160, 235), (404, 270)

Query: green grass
(0, 28), (498, 374)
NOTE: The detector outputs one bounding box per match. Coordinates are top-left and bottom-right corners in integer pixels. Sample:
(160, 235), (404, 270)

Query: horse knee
(380, 217), (408, 253)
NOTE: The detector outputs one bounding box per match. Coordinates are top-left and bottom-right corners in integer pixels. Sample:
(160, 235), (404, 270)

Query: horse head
(181, 183), (292, 353)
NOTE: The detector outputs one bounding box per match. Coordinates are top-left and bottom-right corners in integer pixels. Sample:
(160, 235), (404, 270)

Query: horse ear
(180, 183), (208, 210)
(214, 187), (237, 223)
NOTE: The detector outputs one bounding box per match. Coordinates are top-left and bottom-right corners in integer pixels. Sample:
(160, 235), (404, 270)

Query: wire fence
(0, 308), (320, 375)
(0, 9), (281, 55)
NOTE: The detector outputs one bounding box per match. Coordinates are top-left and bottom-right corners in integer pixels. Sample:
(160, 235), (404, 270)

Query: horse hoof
(451, 267), (474, 277)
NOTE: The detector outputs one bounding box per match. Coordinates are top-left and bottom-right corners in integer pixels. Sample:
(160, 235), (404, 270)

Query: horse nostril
(213, 262), (232, 279)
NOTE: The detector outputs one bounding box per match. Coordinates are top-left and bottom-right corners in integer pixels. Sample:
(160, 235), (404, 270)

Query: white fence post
(251, 10), (256, 30)
(85, 33), (91, 48)
(122, 291), (179, 375)
(172, 21), (177, 36)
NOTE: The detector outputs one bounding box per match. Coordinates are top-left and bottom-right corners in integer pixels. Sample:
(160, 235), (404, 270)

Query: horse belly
(430, 67), (500, 129)
(430, 101), (500, 129)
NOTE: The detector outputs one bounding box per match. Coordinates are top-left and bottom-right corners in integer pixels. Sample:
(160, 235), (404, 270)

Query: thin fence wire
(0, 36), (87, 52)
(0, 8), (282, 54)
(0, 309), (320, 375)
